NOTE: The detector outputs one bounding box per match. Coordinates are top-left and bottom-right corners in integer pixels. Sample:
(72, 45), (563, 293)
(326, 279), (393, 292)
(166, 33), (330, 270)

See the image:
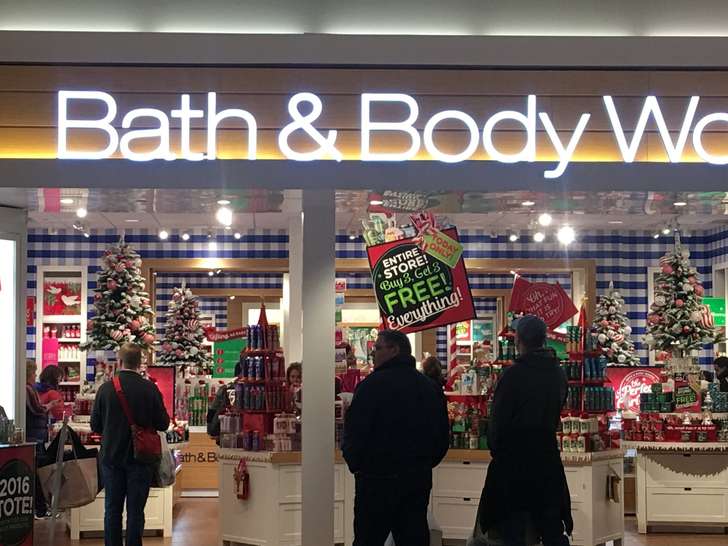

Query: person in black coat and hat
(477, 315), (572, 546)
(343, 329), (449, 546)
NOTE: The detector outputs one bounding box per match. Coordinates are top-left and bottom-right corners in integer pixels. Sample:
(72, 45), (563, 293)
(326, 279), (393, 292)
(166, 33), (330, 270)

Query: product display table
(217, 449), (353, 546)
(218, 448), (622, 546)
(432, 449), (624, 545)
(622, 441), (728, 534)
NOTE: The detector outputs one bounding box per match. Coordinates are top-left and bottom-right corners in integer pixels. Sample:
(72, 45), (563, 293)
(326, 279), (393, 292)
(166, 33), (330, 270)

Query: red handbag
(113, 376), (162, 465)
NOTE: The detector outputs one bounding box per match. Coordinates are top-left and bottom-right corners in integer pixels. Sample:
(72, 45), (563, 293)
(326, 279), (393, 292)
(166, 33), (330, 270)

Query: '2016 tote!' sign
(367, 227), (476, 334)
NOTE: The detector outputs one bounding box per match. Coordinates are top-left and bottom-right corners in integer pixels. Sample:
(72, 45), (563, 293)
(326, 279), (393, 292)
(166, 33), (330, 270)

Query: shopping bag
(152, 431), (176, 487)
(383, 511), (444, 546)
(37, 423), (98, 509)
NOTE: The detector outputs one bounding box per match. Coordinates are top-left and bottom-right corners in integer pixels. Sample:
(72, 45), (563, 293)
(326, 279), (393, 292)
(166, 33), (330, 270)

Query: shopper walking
(91, 343), (170, 546)
(421, 356), (446, 390)
(36, 365), (65, 422)
(476, 315), (572, 546)
(343, 330), (449, 546)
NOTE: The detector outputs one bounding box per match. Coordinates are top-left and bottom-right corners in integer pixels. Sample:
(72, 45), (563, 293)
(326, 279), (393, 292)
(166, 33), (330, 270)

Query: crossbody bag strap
(113, 376), (136, 427)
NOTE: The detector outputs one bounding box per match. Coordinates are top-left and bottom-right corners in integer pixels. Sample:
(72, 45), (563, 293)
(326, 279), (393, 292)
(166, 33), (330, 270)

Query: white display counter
(218, 448), (624, 546)
(623, 441), (728, 534)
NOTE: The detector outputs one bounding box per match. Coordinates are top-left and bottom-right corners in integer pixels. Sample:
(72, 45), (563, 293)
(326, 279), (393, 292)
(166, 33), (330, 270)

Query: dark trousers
(500, 510), (570, 546)
(102, 461), (153, 546)
(353, 469), (431, 546)
(34, 442), (48, 516)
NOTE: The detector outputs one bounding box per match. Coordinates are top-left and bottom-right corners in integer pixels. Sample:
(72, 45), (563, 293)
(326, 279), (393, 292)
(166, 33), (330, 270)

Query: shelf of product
(36, 266), (88, 386)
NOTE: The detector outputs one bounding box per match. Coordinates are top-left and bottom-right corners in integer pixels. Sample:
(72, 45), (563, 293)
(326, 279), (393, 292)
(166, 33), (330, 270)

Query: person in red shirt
(35, 365), (65, 422)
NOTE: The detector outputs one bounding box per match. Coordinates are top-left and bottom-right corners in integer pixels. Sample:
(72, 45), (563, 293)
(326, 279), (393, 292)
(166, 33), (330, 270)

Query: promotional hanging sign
(367, 227), (476, 334)
(508, 276), (578, 330)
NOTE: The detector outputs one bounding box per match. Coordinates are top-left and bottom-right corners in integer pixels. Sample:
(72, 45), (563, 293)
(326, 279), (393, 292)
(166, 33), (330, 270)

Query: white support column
(300, 189), (336, 546)
(283, 212), (304, 362)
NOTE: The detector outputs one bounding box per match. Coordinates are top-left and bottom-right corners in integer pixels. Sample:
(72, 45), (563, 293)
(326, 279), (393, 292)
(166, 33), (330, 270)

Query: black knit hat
(514, 314), (547, 350)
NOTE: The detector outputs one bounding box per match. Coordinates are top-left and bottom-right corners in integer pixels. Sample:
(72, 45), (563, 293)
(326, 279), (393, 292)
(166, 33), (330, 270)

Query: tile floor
(36, 499), (728, 545)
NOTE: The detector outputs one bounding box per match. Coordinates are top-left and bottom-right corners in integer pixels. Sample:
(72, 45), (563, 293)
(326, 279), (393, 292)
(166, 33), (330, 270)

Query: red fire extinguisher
(234, 459), (250, 500)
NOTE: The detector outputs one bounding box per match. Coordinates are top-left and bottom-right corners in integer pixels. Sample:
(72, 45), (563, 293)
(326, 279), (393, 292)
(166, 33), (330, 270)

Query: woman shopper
(36, 365), (65, 422)
(26, 360), (61, 518)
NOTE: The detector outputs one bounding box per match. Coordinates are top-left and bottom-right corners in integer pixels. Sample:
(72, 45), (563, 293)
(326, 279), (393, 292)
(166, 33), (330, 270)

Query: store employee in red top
(91, 343), (169, 546)
(343, 330), (449, 546)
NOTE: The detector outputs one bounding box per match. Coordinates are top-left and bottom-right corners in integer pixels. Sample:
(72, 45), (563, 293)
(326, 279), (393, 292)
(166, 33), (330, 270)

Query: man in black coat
(91, 343), (170, 546)
(478, 315), (572, 546)
(343, 329), (449, 546)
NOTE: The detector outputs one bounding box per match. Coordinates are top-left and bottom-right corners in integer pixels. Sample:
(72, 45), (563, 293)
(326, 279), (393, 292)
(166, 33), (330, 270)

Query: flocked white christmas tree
(82, 238), (156, 351)
(593, 281), (640, 366)
(644, 233), (721, 366)
(157, 285), (212, 371)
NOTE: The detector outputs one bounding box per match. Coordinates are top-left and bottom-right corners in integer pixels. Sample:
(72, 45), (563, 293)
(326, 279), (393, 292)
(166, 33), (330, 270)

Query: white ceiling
(2, 188), (728, 234)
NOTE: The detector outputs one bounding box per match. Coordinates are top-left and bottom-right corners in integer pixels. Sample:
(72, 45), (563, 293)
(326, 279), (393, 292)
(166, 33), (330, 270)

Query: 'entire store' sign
(57, 91), (728, 178)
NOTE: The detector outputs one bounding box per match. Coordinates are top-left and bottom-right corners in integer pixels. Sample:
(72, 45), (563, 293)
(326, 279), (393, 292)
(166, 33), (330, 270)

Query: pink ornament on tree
(162, 343), (172, 352)
(107, 279), (118, 291)
(175, 349), (183, 357)
(675, 299), (684, 307)
(129, 320), (140, 331)
(695, 285), (705, 297)
(143, 333), (155, 345)
(661, 264), (673, 275)
(115, 262), (126, 273)
(688, 276), (698, 285)
(111, 329), (124, 341)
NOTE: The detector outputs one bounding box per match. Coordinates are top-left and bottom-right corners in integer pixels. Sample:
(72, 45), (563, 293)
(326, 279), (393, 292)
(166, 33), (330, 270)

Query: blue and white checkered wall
(27, 228), (725, 369)
(27, 229), (288, 360)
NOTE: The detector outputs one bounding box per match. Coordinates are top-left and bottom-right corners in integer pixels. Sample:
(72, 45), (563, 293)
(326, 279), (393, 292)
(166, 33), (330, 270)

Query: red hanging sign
(204, 327), (247, 342)
(508, 276), (578, 330)
(26, 297), (35, 327)
(367, 227), (476, 334)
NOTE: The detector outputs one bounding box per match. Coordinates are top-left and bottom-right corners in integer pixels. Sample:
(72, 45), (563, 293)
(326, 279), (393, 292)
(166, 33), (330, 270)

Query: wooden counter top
(218, 448), (622, 466)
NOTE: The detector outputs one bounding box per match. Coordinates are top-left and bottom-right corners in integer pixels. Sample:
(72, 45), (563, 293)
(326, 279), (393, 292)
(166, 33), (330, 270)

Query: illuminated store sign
(58, 91), (727, 178)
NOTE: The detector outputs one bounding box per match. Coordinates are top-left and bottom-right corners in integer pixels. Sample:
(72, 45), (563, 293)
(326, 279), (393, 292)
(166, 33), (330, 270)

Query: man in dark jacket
(343, 329), (449, 546)
(714, 356), (728, 392)
(478, 315), (572, 546)
(91, 343), (170, 546)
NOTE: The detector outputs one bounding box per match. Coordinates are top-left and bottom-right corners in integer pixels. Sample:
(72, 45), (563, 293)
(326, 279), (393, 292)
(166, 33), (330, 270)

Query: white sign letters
(57, 91), (728, 178)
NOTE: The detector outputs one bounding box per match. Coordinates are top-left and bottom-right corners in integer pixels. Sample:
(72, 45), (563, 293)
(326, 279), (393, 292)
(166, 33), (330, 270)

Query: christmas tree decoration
(592, 281), (640, 366)
(644, 234), (721, 361)
(157, 284), (212, 371)
(82, 238), (156, 352)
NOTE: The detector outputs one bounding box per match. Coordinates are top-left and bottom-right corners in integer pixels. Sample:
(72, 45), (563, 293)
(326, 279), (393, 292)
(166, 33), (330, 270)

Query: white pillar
(283, 213), (303, 362)
(300, 189), (336, 546)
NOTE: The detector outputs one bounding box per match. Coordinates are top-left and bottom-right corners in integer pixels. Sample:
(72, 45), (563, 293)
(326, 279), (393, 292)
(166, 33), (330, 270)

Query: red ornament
(683, 325), (691, 333)
(130, 319), (141, 331)
(648, 314), (661, 325)
(110, 329), (123, 341)
(600, 320), (609, 327)
(657, 351), (671, 361)
(675, 299), (684, 307)
(87, 319), (94, 331)
(661, 264), (674, 275)
(175, 348), (183, 357)
(143, 333), (155, 345)
(694, 285), (705, 297)
(107, 279), (118, 291)
(162, 343), (172, 352)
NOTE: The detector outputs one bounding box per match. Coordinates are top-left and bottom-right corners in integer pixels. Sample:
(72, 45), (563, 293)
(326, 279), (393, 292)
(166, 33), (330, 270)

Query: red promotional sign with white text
(367, 228), (476, 334)
(509, 276), (578, 330)
(606, 367), (662, 413)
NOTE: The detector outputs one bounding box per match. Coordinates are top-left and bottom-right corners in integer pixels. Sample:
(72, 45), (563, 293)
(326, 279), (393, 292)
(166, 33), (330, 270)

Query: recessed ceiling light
(158, 229), (169, 240)
(521, 201), (535, 207)
(369, 199), (384, 206)
(508, 233), (519, 242)
(674, 201), (687, 207)
(538, 213), (552, 227)
(60, 198), (74, 205)
(557, 225), (576, 245)
(662, 227), (672, 235)
(533, 231), (546, 243)
(225, 225), (232, 231)
(208, 270), (214, 277)
(83, 231), (90, 239)
(608, 221), (623, 225)
(181, 232), (190, 241)
(217, 199), (231, 206)
(216, 206), (233, 227)
(233, 232), (242, 240)
(229, 295), (236, 300)
(125, 219), (139, 223)
(76, 207), (87, 219)
(653, 233), (660, 239)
